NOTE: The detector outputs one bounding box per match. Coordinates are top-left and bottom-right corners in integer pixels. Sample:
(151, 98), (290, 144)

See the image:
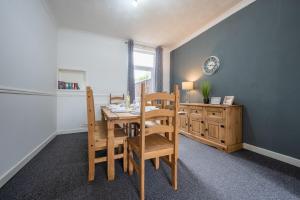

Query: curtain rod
(124, 41), (159, 49)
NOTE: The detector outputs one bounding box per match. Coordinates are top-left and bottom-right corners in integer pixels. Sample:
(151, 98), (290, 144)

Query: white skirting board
(56, 128), (87, 135)
(243, 143), (300, 168)
(0, 131), (57, 188)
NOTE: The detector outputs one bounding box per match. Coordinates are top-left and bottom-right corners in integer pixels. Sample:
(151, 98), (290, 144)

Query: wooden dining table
(101, 106), (140, 181)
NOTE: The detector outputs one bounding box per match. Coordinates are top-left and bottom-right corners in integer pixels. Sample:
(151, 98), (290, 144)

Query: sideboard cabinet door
(179, 113), (189, 132)
(206, 120), (220, 143)
(189, 111), (205, 137)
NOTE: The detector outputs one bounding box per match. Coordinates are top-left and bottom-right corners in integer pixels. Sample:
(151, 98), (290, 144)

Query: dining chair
(109, 94), (125, 104)
(127, 83), (179, 200)
(86, 86), (128, 182)
(145, 96), (170, 170)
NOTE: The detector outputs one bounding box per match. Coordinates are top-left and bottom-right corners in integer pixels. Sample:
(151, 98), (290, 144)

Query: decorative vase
(203, 98), (209, 104)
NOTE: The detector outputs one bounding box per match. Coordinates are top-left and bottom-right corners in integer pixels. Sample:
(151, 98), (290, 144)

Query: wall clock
(202, 56), (220, 75)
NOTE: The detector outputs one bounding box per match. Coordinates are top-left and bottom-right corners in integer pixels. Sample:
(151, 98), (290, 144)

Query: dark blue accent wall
(170, 0), (300, 159)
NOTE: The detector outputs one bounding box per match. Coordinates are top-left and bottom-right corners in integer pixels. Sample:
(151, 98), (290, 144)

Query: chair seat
(94, 124), (127, 150)
(145, 120), (161, 128)
(128, 134), (173, 159)
(94, 128), (127, 141)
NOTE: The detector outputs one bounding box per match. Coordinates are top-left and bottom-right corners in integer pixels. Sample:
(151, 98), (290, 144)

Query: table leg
(107, 120), (115, 181)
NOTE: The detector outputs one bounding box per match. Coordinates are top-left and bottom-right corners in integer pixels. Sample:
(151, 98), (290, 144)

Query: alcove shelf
(57, 68), (87, 91)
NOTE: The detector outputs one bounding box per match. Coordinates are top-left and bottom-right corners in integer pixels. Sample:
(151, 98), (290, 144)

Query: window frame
(133, 47), (156, 94)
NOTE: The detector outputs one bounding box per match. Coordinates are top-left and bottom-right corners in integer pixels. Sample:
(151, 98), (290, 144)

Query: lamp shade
(182, 81), (193, 90)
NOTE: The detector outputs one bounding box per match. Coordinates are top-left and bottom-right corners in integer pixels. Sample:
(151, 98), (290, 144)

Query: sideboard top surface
(180, 103), (242, 108)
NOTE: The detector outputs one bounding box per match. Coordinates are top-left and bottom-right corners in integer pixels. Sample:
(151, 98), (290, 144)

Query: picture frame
(223, 96), (235, 105)
(210, 97), (221, 105)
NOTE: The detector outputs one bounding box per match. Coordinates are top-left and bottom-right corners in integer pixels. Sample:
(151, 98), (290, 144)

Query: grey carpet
(0, 133), (299, 200)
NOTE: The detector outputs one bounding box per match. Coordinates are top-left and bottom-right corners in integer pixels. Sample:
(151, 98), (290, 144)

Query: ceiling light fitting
(132, 0), (138, 7)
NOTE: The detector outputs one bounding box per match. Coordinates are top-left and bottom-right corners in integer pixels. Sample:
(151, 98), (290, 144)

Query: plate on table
(130, 106), (158, 115)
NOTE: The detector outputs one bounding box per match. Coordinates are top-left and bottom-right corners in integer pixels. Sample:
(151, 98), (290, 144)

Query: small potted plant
(200, 80), (211, 104)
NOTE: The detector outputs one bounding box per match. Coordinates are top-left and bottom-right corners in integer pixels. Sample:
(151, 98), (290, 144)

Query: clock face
(202, 56), (220, 75)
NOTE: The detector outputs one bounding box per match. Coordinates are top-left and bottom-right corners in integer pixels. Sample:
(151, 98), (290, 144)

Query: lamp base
(185, 90), (190, 103)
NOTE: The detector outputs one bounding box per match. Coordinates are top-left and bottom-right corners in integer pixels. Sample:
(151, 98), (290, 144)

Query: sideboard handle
(220, 125), (225, 128)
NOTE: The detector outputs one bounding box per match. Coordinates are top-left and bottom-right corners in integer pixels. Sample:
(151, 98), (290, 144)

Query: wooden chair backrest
(110, 94), (125, 104)
(145, 92), (168, 109)
(139, 83), (179, 155)
(86, 86), (95, 147)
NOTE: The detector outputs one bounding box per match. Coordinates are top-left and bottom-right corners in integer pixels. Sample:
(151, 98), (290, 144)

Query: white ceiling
(46, 0), (242, 48)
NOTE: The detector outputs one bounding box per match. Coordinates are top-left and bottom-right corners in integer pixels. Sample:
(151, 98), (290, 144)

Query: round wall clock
(202, 56), (220, 75)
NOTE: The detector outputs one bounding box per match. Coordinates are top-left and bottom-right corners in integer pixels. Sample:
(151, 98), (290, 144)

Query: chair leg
(171, 154), (178, 190)
(134, 124), (137, 136)
(168, 155), (172, 162)
(128, 145), (133, 176)
(128, 123), (132, 137)
(88, 150), (95, 182)
(118, 144), (122, 154)
(165, 132), (172, 162)
(140, 159), (145, 200)
(152, 157), (159, 170)
(134, 123), (140, 136)
(124, 123), (128, 135)
(123, 139), (128, 173)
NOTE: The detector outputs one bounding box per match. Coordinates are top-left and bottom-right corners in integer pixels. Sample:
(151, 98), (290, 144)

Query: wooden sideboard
(179, 103), (243, 153)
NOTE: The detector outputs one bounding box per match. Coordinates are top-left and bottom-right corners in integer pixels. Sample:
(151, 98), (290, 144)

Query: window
(134, 48), (155, 97)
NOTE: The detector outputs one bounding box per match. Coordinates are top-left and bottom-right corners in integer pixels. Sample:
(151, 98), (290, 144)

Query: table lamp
(182, 81), (193, 103)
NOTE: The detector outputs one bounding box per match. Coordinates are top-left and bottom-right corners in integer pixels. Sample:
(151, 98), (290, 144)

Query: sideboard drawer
(179, 107), (188, 112)
(190, 108), (203, 117)
(206, 108), (224, 121)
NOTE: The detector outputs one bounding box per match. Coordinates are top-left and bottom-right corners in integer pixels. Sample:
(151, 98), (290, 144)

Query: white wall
(0, 0), (169, 188)
(57, 29), (128, 132)
(0, 0), (57, 187)
(57, 29), (171, 133)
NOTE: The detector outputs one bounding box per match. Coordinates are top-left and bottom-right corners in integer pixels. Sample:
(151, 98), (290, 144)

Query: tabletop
(101, 106), (140, 120)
